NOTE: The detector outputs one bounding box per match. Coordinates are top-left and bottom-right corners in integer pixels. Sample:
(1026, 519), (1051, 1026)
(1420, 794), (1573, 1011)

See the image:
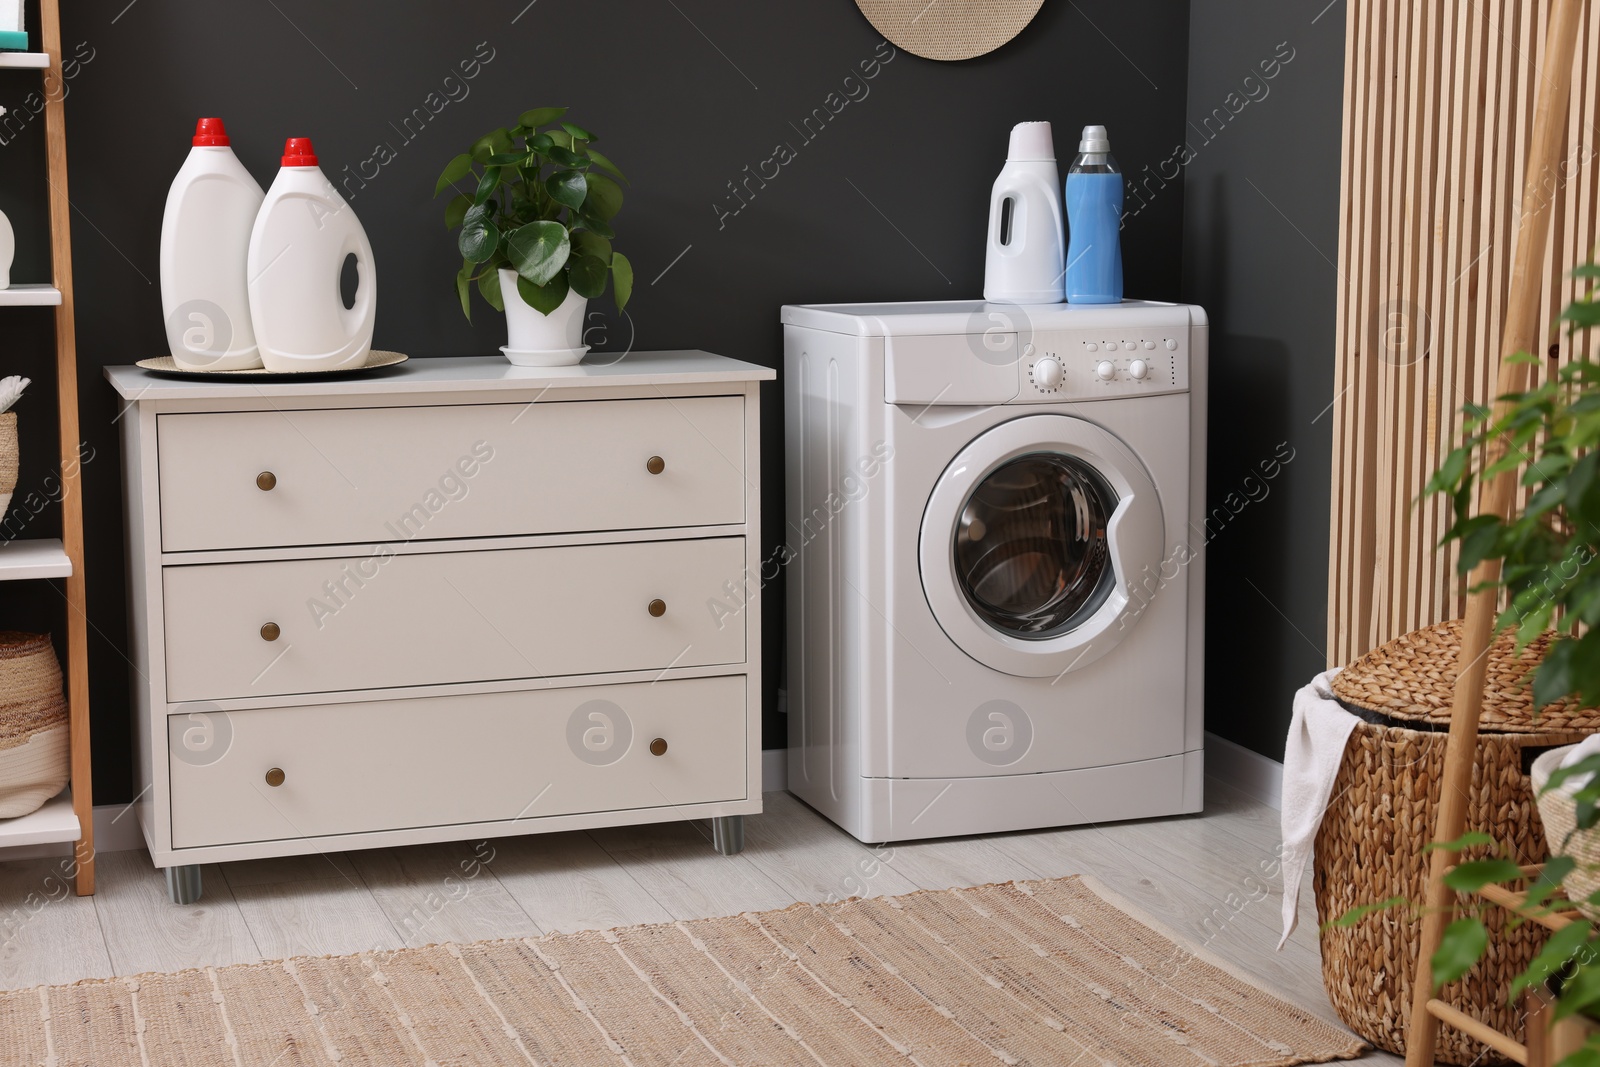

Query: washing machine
(781, 299), (1207, 842)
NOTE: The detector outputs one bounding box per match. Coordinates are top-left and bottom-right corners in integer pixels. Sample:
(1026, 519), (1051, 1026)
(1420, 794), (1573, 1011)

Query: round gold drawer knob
(647, 599), (666, 618)
(265, 767), (286, 787)
(260, 622), (281, 642)
(646, 456), (665, 475)
(256, 471), (277, 491)
(649, 738), (668, 757)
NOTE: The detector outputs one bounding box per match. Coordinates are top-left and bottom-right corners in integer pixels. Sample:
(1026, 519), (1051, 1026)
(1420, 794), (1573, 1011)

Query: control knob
(1033, 356), (1064, 390)
(1095, 360), (1116, 381)
(1129, 359), (1149, 380)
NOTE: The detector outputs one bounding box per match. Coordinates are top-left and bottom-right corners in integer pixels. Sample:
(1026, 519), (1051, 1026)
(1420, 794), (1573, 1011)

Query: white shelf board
(0, 537), (70, 580)
(0, 791), (80, 849)
(0, 53), (49, 69)
(0, 283), (62, 307)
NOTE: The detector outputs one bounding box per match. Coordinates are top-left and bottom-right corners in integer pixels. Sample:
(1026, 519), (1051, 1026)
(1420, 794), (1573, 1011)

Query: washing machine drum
(920, 414), (1165, 677)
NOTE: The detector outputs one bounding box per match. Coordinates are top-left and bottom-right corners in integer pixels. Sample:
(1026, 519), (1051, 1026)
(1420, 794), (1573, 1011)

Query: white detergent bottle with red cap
(161, 117), (266, 370)
(247, 137), (377, 373)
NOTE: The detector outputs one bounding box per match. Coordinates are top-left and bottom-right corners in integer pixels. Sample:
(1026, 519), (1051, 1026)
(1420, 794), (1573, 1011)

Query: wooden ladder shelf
(0, 0), (94, 894)
(1404, 0), (1587, 1061)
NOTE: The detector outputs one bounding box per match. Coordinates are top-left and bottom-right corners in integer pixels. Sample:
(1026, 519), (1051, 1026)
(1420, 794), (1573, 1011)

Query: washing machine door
(919, 414), (1164, 678)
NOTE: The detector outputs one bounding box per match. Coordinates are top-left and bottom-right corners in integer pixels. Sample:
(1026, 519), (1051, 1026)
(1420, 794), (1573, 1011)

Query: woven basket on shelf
(0, 631), (69, 819)
(1314, 619), (1600, 1065)
(0, 411), (17, 516)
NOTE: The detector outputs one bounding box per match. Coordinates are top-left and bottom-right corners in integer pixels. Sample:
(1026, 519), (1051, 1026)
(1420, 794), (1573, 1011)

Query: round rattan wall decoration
(855, 0), (1046, 61)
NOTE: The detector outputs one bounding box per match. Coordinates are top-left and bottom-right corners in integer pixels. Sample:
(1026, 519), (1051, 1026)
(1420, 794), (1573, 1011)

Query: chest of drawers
(106, 352), (772, 904)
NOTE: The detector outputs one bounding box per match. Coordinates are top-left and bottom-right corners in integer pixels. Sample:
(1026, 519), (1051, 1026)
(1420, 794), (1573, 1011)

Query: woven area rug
(2, 876), (1364, 1066)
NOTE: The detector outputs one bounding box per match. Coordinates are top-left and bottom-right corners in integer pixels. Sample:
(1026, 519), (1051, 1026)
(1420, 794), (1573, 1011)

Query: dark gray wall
(1182, 0), (1346, 758)
(2, 1), (1194, 804)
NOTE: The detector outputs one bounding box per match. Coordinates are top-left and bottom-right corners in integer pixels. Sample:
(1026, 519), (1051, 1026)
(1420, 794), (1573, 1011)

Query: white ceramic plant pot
(500, 268), (587, 367)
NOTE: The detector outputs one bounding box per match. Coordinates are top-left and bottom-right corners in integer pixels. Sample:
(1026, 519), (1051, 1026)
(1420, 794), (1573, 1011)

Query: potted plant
(436, 107), (633, 366)
(1338, 265), (1600, 1064)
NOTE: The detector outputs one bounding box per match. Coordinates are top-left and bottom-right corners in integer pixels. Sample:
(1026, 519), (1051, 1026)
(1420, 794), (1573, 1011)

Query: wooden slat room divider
(1327, 0), (1600, 667)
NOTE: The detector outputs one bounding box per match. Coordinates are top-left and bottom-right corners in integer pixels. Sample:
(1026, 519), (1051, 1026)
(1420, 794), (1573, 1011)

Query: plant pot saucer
(500, 345), (589, 368)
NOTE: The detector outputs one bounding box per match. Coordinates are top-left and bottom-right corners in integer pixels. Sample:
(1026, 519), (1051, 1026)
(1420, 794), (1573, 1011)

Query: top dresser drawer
(156, 397), (745, 551)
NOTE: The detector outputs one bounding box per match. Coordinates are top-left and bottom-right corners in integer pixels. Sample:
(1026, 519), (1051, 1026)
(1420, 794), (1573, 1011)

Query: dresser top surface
(104, 351), (775, 401)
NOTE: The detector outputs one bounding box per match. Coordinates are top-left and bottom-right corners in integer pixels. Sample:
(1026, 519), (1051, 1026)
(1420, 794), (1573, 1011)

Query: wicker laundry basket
(1314, 619), (1600, 1064)
(0, 631), (69, 819)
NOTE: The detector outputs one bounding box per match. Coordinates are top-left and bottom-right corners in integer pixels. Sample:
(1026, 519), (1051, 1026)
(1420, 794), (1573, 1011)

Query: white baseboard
(762, 748), (787, 792)
(1, 743), (1269, 864)
(1204, 731), (1283, 809)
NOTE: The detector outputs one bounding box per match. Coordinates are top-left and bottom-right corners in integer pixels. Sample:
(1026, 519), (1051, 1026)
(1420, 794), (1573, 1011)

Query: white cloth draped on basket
(1278, 668), (1361, 950)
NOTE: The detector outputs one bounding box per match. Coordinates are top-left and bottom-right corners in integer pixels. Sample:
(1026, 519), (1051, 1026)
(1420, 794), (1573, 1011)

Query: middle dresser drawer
(163, 537), (745, 702)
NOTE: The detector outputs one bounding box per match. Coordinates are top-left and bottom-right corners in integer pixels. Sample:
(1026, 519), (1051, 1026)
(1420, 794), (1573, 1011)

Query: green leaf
(567, 253), (609, 300)
(434, 153), (474, 196)
(1554, 957), (1600, 1020)
(1323, 895), (1405, 930)
(517, 272), (570, 316)
(455, 260), (472, 322)
(477, 268), (504, 313)
(571, 230), (612, 264)
(585, 147), (628, 183)
(576, 214), (615, 239)
(1535, 637), (1580, 711)
(1555, 1042), (1600, 1067)
(1425, 447), (1470, 495)
(549, 145), (589, 169)
(470, 127), (514, 164)
(487, 151), (534, 167)
(1431, 917), (1488, 988)
(545, 170), (588, 211)
(519, 107), (568, 130)
(1563, 302), (1600, 330)
(561, 121), (596, 142)
(506, 221), (571, 287)
(611, 251), (633, 312)
(584, 172), (624, 219)
(1442, 858), (1525, 893)
(1458, 516), (1507, 575)
(1425, 831), (1496, 853)
(457, 204), (500, 263)
(443, 193), (472, 232)
(1510, 918), (1592, 1001)
(474, 165), (503, 206)
(1525, 855), (1578, 909)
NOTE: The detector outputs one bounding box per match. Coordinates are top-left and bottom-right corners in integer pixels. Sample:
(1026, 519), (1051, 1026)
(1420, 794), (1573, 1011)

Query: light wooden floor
(0, 778), (1401, 1064)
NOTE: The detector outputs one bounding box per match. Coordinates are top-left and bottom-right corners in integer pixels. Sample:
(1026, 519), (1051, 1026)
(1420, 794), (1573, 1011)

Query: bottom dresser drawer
(167, 676), (746, 849)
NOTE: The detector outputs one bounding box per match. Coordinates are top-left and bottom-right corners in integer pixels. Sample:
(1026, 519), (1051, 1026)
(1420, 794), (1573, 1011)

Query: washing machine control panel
(1017, 329), (1189, 402)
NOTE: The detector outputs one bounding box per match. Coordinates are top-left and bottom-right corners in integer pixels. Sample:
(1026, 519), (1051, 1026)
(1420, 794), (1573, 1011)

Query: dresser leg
(712, 815), (745, 856)
(164, 864), (203, 905)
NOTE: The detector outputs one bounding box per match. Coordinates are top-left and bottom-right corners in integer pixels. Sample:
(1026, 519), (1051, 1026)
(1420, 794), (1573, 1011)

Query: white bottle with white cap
(983, 121), (1066, 304)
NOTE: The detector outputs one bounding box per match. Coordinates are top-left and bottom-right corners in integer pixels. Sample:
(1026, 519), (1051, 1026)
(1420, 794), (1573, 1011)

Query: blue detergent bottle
(1064, 125), (1123, 304)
